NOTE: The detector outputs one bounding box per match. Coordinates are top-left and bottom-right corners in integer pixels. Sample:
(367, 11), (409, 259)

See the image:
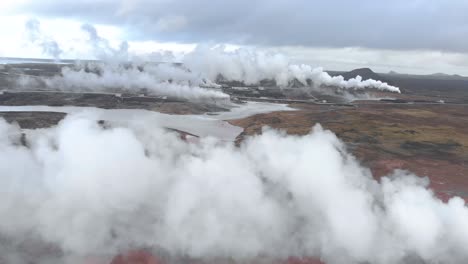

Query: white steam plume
(41, 62), (229, 100)
(182, 46), (401, 93)
(25, 19), (63, 60)
(14, 61), (229, 101)
(15, 45), (399, 100)
(19, 21), (399, 100)
(81, 23), (130, 62)
(0, 114), (466, 263)
(17, 22), (229, 101)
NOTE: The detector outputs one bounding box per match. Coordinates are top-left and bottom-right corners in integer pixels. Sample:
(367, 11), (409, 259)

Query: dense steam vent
(0, 116), (467, 264)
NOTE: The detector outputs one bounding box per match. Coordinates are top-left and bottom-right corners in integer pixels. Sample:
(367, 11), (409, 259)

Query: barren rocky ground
(230, 102), (468, 201)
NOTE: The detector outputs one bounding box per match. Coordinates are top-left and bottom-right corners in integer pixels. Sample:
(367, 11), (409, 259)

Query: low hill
(339, 68), (392, 83)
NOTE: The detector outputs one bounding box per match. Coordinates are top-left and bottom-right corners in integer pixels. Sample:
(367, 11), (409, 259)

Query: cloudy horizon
(0, 0), (467, 75)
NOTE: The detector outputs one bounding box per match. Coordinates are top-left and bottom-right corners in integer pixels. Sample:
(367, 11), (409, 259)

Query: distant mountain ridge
(341, 68), (392, 82)
(328, 68), (394, 85)
(328, 68), (468, 82)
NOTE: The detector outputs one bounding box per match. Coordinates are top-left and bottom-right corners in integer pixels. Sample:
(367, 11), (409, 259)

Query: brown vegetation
(230, 102), (468, 200)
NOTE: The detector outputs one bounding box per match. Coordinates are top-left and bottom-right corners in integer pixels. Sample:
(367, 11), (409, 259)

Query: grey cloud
(15, 0), (468, 52)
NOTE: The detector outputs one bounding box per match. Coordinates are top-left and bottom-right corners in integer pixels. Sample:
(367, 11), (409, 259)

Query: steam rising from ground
(16, 46), (399, 100)
(18, 23), (229, 101)
(183, 46), (401, 93)
(43, 62), (229, 100)
(25, 19), (63, 60)
(0, 114), (466, 264)
(81, 23), (130, 62)
(17, 22), (400, 100)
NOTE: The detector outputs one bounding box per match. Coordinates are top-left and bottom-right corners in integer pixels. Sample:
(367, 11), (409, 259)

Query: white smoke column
(13, 59), (229, 101)
(81, 23), (129, 62)
(25, 19), (63, 60)
(19, 20), (399, 99)
(39, 62), (229, 100)
(183, 46), (401, 93)
(0, 115), (466, 263)
(16, 22), (228, 101)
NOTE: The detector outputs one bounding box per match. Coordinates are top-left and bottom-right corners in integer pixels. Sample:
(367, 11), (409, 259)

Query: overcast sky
(1, 0), (468, 75)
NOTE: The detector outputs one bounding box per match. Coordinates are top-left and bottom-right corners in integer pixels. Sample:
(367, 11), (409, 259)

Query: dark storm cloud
(16, 0), (468, 52)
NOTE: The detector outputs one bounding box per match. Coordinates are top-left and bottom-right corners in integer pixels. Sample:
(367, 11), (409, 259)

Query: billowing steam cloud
(17, 22), (230, 101)
(41, 62), (229, 100)
(14, 62), (230, 101)
(25, 19), (63, 60)
(183, 45), (401, 93)
(16, 45), (399, 100)
(0, 114), (466, 264)
(19, 20), (400, 99)
(81, 23), (130, 62)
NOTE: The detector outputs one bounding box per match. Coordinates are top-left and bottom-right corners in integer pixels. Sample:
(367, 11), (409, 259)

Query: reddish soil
(106, 251), (324, 264)
(371, 157), (468, 201)
(229, 102), (468, 202)
(110, 250), (161, 264)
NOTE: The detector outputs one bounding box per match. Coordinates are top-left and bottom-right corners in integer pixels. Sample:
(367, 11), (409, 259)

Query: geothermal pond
(0, 102), (294, 141)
